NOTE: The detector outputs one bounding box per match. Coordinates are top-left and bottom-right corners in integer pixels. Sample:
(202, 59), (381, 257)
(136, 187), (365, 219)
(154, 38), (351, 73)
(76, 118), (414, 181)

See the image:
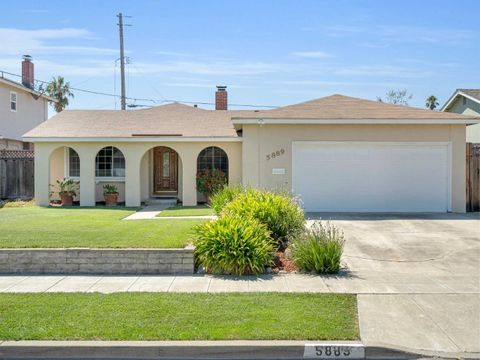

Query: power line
(0, 69), (279, 108)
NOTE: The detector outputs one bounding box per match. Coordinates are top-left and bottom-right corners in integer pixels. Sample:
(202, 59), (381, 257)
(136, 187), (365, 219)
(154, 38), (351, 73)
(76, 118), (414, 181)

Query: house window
(463, 97), (467, 105)
(95, 146), (125, 177)
(197, 146), (228, 180)
(10, 92), (17, 112)
(68, 148), (80, 177)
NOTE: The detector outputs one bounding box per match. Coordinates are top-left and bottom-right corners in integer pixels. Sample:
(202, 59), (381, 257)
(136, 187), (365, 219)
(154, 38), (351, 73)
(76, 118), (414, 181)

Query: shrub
(1, 199), (35, 208)
(196, 169), (227, 202)
(210, 185), (248, 214)
(289, 221), (345, 274)
(222, 190), (305, 249)
(194, 215), (274, 275)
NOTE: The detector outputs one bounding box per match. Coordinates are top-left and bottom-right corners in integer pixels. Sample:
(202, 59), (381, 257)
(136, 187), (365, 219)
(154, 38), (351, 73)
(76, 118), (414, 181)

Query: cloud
(291, 51), (333, 59)
(0, 27), (115, 56)
(323, 24), (474, 45)
(129, 61), (291, 76)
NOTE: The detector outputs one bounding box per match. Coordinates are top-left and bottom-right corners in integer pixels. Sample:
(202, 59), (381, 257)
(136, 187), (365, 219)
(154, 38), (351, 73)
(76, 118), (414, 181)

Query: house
(0, 56), (53, 150)
(441, 89), (480, 142)
(24, 88), (479, 213)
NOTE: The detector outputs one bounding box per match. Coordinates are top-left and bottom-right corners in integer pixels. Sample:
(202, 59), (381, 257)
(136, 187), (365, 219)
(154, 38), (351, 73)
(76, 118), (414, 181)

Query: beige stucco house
(24, 90), (479, 213)
(0, 56), (53, 150)
(441, 89), (480, 142)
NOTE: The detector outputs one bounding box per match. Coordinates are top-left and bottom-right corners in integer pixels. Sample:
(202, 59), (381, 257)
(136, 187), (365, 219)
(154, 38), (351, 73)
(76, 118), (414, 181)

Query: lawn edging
(0, 247), (194, 274)
(0, 341), (367, 359)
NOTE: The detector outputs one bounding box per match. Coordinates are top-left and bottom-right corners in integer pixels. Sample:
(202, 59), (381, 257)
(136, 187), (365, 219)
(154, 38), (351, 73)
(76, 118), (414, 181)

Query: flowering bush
(196, 169), (227, 202)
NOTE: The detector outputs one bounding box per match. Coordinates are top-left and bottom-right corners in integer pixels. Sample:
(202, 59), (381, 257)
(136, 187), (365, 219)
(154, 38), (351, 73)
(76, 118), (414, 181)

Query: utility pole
(117, 12), (127, 110)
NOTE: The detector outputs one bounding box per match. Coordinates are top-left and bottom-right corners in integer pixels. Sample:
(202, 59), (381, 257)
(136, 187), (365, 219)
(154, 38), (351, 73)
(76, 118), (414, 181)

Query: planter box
(0, 247), (194, 274)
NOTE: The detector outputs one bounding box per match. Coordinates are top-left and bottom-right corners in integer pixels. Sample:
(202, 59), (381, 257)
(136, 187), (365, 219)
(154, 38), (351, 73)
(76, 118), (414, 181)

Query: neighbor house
(0, 56), (53, 150)
(441, 89), (480, 142)
(24, 87), (479, 213)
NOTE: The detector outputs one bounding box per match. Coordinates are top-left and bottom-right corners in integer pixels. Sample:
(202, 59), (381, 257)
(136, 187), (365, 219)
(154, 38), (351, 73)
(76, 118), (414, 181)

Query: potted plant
(55, 178), (78, 206)
(103, 184), (119, 206)
(196, 168), (227, 204)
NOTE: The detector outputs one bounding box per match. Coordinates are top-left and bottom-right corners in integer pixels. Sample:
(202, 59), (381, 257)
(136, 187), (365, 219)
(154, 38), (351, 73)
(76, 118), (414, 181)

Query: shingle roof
(232, 94), (476, 120)
(24, 94), (478, 139)
(24, 103), (246, 138)
(458, 89), (480, 101)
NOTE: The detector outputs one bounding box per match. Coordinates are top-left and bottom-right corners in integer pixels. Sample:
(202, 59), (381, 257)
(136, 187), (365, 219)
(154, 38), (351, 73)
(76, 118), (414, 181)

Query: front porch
(35, 141), (241, 207)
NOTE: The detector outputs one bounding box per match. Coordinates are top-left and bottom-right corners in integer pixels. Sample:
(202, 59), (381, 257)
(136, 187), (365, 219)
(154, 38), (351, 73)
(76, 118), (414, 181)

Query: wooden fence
(466, 143), (480, 212)
(0, 150), (34, 200)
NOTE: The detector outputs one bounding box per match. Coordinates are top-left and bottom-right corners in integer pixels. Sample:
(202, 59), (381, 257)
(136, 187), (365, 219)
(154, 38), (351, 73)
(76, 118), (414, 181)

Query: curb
(0, 340), (478, 359)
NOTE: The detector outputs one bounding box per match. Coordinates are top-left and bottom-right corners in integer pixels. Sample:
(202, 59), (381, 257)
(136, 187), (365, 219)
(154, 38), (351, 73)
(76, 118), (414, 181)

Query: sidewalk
(0, 273), (478, 357)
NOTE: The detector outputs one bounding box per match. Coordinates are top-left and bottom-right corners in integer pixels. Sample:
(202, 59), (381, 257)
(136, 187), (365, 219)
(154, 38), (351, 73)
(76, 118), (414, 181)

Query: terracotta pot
(60, 193), (74, 206)
(104, 193), (119, 206)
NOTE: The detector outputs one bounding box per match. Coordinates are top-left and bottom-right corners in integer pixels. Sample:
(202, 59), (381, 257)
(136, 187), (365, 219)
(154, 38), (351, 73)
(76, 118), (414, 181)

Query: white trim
(22, 136), (243, 143)
(232, 118), (479, 125)
(441, 90), (480, 111)
(291, 141), (453, 212)
(9, 91), (17, 112)
(66, 176), (126, 183)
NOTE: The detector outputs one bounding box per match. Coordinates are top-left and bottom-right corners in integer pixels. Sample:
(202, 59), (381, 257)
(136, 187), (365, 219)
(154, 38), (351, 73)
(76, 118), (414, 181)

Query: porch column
(34, 144), (52, 206)
(125, 150), (143, 207)
(78, 147), (96, 206)
(181, 151), (197, 206)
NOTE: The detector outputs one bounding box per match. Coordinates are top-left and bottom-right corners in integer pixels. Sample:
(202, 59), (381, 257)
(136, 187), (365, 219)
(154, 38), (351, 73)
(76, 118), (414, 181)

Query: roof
(24, 94), (479, 140)
(233, 94), (476, 120)
(24, 103), (246, 139)
(441, 89), (480, 111)
(0, 76), (56, 102)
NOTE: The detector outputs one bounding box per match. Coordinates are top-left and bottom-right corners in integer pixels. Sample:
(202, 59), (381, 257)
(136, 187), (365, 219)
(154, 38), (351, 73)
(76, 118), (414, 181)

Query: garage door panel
(293, 142), (449, 212)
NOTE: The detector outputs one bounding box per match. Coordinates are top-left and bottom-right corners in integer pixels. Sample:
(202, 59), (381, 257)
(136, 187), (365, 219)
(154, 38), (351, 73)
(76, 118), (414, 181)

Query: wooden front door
(154, 147), (178, 194)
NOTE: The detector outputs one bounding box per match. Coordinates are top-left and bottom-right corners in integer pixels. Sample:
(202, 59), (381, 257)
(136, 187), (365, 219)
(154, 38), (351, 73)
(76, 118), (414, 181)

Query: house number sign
(266, 148), (285, 161)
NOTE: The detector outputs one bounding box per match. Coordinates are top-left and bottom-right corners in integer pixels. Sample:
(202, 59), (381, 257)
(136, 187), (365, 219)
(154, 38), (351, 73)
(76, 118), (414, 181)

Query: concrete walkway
(1, 272), (478, 294)
(122, 205), (216, 220)
(1, 273), (478, 357)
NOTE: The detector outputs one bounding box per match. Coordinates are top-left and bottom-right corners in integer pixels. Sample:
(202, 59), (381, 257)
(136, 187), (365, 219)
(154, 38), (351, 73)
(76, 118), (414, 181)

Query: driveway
(307, 212), (480, 356)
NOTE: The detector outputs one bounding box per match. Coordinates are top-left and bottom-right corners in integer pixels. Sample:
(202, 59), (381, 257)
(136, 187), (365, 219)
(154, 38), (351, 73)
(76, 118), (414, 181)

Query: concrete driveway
(307, 212), (480, 357)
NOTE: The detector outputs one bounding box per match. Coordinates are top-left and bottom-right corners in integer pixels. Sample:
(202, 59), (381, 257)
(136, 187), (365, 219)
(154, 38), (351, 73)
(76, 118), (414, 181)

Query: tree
(425, 95), (439, 110)
(46, 76), (74, 112)
(377, 89), (413, 106)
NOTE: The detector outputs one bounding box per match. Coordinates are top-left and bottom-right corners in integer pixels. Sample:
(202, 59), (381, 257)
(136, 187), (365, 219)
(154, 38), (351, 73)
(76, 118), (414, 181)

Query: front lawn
(157, 205), (215, 217)
(0, 207), (204, 248)
(0, 293), (358, 340)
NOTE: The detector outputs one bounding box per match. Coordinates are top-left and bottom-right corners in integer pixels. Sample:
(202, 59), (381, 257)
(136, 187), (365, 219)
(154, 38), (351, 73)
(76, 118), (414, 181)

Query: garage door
(292, 142), (450, 212)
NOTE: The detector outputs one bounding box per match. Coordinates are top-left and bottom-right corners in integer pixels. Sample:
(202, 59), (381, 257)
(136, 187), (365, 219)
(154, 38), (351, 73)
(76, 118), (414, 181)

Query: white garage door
(292, 142), (450, 212)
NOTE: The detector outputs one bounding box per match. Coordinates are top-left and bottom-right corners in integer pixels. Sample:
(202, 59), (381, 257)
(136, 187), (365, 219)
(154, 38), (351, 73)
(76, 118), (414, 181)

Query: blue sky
(1, 0), (478, 115)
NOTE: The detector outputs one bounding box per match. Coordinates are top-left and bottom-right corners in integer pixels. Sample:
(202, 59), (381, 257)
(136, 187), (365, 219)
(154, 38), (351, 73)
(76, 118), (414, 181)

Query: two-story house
(441, 89), (480, 142)
(0, 56), (54, 150)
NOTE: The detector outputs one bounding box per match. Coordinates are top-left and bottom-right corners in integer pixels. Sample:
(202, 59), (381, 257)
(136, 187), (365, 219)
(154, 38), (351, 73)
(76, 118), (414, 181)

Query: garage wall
(242, 124), (466, 212)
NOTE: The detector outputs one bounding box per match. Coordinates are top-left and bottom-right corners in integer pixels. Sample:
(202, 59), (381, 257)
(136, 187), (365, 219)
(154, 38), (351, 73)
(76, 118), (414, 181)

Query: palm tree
(46, 76), (74, 112)
(425, 95), (439, 110)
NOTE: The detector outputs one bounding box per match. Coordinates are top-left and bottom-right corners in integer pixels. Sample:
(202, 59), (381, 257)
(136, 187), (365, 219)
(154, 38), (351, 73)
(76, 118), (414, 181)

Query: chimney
(215, 85), (227, 110)
(21, 55), (34, 89)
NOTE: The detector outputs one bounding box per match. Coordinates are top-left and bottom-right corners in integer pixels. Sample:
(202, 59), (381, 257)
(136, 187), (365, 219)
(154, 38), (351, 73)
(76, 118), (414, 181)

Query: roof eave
(22, 136), (243, 143)
(0, 78), (57, 102)
(441, 90), (480, 112)
(231, 118), (480, 125)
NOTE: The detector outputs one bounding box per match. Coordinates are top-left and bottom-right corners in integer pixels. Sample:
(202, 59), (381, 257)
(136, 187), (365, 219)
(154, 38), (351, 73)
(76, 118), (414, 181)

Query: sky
(1, 0), (479, 116)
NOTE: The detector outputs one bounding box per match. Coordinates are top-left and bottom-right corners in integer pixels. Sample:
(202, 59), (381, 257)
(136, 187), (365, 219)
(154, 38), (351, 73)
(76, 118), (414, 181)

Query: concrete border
(0, 340), (477, 360)
(0, 341), (363, 359)
(0, 247), (195, 274)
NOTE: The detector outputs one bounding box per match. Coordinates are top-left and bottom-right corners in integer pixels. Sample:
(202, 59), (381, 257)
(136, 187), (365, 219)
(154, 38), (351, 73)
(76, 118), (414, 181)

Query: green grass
(0, 207), (205, 248)
(0, 293), (358, 340)
(157, 205), (215, 217)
